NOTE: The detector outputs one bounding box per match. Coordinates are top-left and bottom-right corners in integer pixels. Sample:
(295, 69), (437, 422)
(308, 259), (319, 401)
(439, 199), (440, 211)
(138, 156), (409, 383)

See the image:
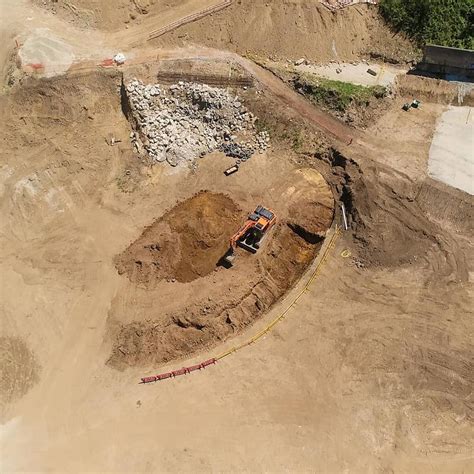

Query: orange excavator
(224, 205), (277, 266)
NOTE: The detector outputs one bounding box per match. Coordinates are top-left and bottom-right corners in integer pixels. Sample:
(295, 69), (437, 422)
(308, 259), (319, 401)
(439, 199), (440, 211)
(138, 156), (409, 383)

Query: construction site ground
(1, 1), (473, 473)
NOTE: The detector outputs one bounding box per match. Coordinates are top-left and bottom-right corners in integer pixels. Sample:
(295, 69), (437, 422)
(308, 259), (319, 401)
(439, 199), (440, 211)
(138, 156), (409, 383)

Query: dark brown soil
(115, 191), (245, 284)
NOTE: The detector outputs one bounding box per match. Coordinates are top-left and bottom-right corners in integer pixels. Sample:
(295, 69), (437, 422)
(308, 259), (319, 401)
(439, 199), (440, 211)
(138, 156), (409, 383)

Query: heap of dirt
(156, 1), (418, 64)
(32, 1), (418, 63)
(315, 148), (470, 284)
(116, 191), (244, 284)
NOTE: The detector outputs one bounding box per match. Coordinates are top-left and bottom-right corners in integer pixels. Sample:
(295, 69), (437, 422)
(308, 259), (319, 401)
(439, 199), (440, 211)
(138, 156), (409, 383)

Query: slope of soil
(31, 1), (418, 63)
(156, 1), (418, 64)
(115, 191), (244, 284)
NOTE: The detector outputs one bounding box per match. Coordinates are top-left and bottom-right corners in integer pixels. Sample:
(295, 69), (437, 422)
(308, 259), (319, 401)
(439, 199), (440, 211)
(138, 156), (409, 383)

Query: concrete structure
(418, 45), (474, 80)
(428, 106), (474, 195)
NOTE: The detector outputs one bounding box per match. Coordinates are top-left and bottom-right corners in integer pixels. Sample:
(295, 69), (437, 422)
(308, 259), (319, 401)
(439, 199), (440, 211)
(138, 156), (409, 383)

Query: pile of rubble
(126, 79), (270, 167)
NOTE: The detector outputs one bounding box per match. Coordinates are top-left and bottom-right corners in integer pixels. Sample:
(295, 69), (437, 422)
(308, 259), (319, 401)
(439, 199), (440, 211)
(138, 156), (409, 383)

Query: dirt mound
(318, 148), (471, 285)
(0, 337), (39, 409)
(287, 198), (335, 244)
(115, 191), (244, 284)
(156, 1), (417, 64)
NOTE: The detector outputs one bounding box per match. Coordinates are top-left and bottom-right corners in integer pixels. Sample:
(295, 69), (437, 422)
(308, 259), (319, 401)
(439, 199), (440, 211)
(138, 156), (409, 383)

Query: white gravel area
(19, 28), (75, 78)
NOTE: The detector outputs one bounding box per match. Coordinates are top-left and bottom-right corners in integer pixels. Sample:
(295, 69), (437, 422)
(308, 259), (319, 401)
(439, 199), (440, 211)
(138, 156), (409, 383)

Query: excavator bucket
(223, 250), (236, 266)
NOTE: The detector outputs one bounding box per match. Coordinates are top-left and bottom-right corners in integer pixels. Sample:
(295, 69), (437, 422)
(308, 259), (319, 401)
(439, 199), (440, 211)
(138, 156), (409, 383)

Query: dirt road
(146, 46), (356, 143)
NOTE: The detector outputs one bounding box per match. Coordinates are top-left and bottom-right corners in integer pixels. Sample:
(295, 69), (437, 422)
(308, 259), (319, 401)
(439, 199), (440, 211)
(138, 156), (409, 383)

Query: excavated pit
(115, 191), (245, 284)
(108, 175), (335, 370)
(0, 67), (336, 377)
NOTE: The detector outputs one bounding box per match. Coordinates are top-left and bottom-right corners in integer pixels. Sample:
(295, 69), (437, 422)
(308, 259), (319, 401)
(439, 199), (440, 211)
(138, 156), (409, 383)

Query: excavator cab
(224, 205), (276, 266)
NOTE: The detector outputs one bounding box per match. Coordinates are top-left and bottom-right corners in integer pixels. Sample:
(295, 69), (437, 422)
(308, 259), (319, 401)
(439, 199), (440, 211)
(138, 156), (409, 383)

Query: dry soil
(0, 1), (473, 473)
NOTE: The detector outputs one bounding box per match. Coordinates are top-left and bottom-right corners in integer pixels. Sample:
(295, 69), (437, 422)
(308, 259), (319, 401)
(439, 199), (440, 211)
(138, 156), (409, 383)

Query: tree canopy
(379, 0), (474, 49)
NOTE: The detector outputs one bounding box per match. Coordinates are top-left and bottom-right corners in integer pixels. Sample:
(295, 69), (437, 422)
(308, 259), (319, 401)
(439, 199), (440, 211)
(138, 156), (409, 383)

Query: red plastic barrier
(157, 372), (172, 380)
(187, 364), (202, 372)
(172, 368), (187, 377)
(141, 376), (157, 383)
(140, 358), (217, 383)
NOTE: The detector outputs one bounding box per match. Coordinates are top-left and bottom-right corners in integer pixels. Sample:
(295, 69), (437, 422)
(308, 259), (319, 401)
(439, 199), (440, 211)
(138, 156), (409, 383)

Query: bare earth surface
(0, 1), (473, 473)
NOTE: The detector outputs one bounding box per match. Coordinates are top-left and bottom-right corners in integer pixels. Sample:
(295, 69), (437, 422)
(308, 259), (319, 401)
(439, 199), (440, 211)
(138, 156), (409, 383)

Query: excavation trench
(108, 187), (335, 370)
(115, 191), (245, 284)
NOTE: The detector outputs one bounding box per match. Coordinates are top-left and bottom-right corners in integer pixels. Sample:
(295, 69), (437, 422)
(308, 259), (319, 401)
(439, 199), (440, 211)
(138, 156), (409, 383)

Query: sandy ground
(428, 106), (474, 195)
(154, 0), (418, 64)
(1, 0), (227, 82)
(295, 62), (408, 87)
(0, 2), (473, 473)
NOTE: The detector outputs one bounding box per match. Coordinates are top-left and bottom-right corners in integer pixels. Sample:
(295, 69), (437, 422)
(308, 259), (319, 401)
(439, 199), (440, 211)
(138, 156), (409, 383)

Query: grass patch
(294, 73), (387, 112)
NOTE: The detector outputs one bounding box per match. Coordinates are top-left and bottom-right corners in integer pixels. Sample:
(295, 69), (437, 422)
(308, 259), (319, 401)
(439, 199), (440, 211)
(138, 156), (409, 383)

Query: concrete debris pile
(126, 79), (270, 167)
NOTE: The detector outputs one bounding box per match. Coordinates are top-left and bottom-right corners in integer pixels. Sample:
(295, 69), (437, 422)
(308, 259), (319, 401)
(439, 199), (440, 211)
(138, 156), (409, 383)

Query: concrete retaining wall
(418, 45), (474, 79)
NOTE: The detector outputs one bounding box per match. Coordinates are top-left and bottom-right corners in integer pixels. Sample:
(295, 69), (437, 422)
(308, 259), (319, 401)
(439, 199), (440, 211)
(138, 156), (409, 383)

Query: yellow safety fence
(215, 226), (342, 361)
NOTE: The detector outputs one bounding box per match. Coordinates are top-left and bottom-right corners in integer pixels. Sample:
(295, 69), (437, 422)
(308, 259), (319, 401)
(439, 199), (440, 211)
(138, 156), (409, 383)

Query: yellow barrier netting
(214, 226), (342, 361)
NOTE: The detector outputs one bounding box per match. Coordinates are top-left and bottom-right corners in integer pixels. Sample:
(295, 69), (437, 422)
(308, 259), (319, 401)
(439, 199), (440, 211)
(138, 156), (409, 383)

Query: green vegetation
(294, 74), (387, 113)
(380, 0), (474, 49)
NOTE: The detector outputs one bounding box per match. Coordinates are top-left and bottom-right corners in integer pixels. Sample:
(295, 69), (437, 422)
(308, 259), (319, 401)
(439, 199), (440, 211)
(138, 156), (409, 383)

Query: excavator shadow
(217, 254), (233, 269)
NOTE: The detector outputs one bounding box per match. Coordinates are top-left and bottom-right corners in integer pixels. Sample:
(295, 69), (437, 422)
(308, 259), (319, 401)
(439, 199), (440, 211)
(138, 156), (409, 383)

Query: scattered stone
(125, 79), (270, 167)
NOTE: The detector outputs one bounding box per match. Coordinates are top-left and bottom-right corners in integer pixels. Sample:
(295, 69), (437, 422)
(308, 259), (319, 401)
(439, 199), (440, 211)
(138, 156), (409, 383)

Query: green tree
(380, 0), (474, 49)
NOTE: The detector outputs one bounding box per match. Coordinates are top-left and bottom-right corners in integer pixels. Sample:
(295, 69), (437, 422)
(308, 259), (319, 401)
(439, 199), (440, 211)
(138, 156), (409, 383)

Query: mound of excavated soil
(115, 191), (244, 284)
(157, 1), (418, 64)
(32, 1), (417, 63)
